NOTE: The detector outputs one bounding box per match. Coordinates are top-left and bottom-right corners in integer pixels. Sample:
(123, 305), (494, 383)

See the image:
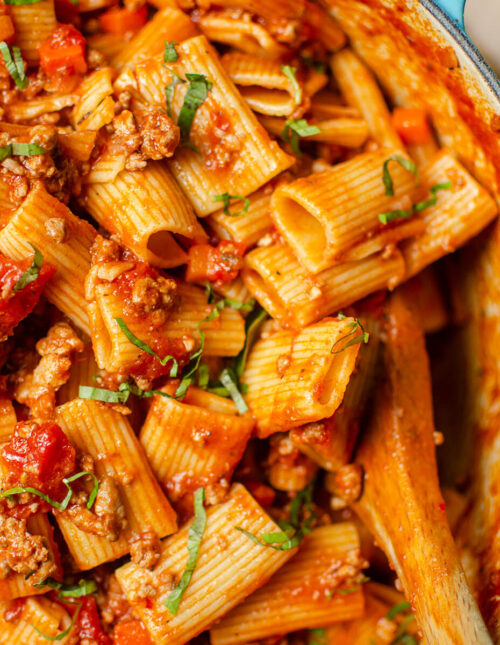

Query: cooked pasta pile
(0, 0), (498, 643)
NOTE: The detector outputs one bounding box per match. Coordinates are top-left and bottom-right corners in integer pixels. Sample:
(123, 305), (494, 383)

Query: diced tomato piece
(39, 24), (87, 77)
(128, 335), (189, 382)
(114, 619), (153, 645)
(73, 597), (111, 645)
(244, 480), (276, 507)
(99, 5), (148, 35)
(391, 108), (432, 145)
(0, 253), (56, 341)
(2, 421), (76, 496)
(186, 240), (246, 285)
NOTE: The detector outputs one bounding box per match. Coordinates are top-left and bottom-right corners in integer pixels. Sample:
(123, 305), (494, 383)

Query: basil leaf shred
(281, 65), (302, 105)
(382, 155), (419, 196)
(213, 192), (250, 217)
(0, 41), (28, 89)
(13, 244), (44, 292)
(177, 73), (212, 143)
(165, 487), (207, 615)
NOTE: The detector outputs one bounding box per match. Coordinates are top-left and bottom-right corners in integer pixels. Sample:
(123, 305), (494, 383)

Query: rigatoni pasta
(242, 317), (361, 436)
(116, 484), (297, 645)
(55, 399), (177, 570)
(0, 1), (497, 643)
(139, 387), (254, 517)
(271, 148), (417, 273)
(0, 183), (96, 335)
(210, 523), (366, 645)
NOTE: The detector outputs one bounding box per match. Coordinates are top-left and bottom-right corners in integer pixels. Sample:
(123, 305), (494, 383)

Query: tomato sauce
(0, 254), (56, 341)
(186, 240), (246, 285)
(74, 597), (112, 645)
(2, 421), (76, 499)
(39, 24), (87, 78)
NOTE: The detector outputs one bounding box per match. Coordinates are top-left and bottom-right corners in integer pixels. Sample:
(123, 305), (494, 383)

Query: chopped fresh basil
(165, 69), (185, 118)
(115, 317), (178, 376)
(387, 601), (412, 621)
(32, 598), (81, 641)
(236, 480), (315, 550)
(331, 313), (369, 354)
(11, 142), (46, 156)
(79, 382), (176, 404)
(177, 73), (212, 142)
(164, 41), (178, 63)
(414, 181), (453, 212)
(213, 192), (250, 217)
(300, 55), (326, 74)
(197, 364), (210, 389)
(308, 628), (327, 645)
(78, 385), (129, 404)
(5, 0), (45, 4)
(165, 487), (207, 615)
(281, 65), (302, 105)
(33, 577), (97, 598)
(13, 244), (43, 292)
(0, 471), (99, 512)
(0, 142), (46, 162)
(378, 209), (413, 225)
(281, 118), (321, 156)
(0, 42), (28, 89)
(382, 155), (419, 196)
(234, 306), (268, 381)
(220, 367), (248, 414)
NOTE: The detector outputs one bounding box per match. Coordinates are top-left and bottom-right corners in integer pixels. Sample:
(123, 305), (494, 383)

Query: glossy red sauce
(2, 421), (76, 499)
(0, 254), (56, 340)
(111, 262), (190, 380)
(186, 240), (246, 285)
(39, 24), (87, 78)
(74, 597), (112, 645)
(3, 598), (26, 623)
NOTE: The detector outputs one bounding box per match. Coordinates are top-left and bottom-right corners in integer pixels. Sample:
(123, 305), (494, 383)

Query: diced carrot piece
(114, 620), (153, 645)
(392, 108), (432, 145)
(99, 5), (147, 35)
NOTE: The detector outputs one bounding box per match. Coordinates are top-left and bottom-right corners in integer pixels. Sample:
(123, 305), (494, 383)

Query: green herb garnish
(281, 118), (321, 156)
(165, 69), (186, 118)
(165, 487), (207, 615)
(32, 598), (81, 641)
(330, 313), (369, 354)
(178, 73), (213, 142)
(236, 480), (315, 550)
(281, 65), (302, 105)
(213, 192), (250, 217)
(164, 41), (178, 63)
(220, 367), (248, 413)
(13, 244), (44, 292)
(382, 155), (419, 196)
(0, 471), (99, 512)
(0, 42), (28, 89)
(308, 628), (327, 645)
(378, 209), (413, 225)
(115, 318), (178, 375)
(414, 181), (453, 212)
(33, 577), (97, 598)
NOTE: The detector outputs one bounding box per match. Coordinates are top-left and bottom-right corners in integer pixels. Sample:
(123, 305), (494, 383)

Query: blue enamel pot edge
(421, 0), (500, 102)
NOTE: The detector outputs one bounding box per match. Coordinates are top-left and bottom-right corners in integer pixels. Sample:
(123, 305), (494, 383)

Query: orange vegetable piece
(392, 107), (432, 145)
(186, 240), (246, 285)
(99, 5), (148, 35)
(114, 620), (153, 645)
(39, 24), (87, 77)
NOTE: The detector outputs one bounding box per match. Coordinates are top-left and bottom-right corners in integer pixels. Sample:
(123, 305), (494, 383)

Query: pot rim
(421, 0), (500, 102)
